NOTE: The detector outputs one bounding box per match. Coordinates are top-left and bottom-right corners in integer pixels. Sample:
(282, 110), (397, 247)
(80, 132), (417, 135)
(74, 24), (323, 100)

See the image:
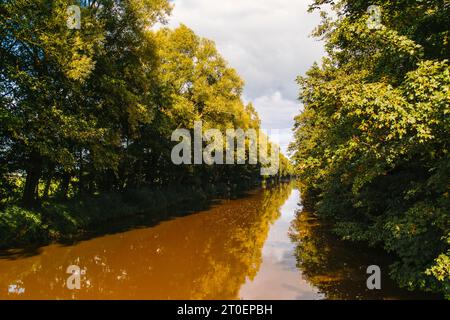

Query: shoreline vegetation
(289, 1), (449, 298)
(0, 178), (290, 250)
(0, 1), (292, 249)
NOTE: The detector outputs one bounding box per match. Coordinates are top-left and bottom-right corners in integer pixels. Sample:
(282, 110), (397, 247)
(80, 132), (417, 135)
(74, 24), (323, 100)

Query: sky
(165, 0), (326, 155)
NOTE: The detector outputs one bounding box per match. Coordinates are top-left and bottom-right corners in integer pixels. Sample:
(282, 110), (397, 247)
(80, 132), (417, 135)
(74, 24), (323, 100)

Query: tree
(290, 0), (450, 297)
(0, 0), (171, 205)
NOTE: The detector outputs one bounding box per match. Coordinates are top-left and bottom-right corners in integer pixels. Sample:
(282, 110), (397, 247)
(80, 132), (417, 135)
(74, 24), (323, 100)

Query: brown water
(0, 184), (432, 299)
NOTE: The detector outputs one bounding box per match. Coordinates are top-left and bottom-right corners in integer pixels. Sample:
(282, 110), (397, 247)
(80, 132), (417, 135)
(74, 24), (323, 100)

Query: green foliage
(0, 1), (291, 206)
(0, 1), (293, 252)
(290, 0), (450, 297)
(0, 206), (47, 246)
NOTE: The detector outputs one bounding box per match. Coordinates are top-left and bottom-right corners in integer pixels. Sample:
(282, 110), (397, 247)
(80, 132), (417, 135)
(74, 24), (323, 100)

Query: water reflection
(239, 189), (323, 299)
(0, 184), (292, 300)
(289, 209), (434, 300)
(0, 185), (434, 300)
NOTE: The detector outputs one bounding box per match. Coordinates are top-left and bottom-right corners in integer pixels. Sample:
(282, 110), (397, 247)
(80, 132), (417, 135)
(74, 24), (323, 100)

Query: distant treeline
(289, 1), (449, 297)
(0, 1), (291, 247)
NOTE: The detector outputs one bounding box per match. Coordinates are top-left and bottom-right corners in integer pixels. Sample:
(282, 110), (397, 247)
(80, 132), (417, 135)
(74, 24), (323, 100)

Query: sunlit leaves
(290, 0), (450, 296)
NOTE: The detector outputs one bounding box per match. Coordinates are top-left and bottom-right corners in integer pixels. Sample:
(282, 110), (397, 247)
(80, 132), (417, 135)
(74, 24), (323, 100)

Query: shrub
(0, 206), (48, 247)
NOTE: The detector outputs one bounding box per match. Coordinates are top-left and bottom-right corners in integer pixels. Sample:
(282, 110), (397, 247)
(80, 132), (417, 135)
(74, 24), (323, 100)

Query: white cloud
(249, 92), (299, 154)
(251, 91), (299, 130)
(165, 0), (325, 155)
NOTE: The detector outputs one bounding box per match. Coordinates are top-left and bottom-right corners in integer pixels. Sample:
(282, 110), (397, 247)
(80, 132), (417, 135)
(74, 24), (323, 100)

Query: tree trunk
(22, 153), (42, 208)
(78, 149), (85, 195)
(43, 164), (55, 200)
(59, 172), (72, 200)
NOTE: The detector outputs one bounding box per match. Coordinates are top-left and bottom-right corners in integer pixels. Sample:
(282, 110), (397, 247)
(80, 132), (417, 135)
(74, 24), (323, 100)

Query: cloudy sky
(166, 0), (326, 154)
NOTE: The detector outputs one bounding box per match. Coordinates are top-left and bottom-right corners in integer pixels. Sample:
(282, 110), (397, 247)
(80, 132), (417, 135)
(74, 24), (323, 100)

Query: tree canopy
(0, 0), (291, 212)
(290, 0), (449, 297)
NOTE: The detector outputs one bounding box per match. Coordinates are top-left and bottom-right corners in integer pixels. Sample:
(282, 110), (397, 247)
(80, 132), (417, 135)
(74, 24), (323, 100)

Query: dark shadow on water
(0, 246), (44, 260)
(289, 209), (443, 300)
(60, 198), (226, 243)
(0, 190), (254, 260)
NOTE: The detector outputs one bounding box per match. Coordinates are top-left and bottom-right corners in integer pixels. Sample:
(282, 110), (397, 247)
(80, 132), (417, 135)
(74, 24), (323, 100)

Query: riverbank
(1, 181), (279, 249)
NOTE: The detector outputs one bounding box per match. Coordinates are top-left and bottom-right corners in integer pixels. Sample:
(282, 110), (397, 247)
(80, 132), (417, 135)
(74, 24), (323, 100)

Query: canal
(0, 183), (431, 299)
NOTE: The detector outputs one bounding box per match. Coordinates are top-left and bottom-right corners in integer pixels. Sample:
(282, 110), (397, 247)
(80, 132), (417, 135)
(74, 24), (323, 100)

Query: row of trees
(1, 0), (291, 210)
(290, 0), (449, 297)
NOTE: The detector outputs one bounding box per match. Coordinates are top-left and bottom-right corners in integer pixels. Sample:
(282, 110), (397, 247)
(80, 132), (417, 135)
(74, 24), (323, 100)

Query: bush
(0, 206), (48, 247)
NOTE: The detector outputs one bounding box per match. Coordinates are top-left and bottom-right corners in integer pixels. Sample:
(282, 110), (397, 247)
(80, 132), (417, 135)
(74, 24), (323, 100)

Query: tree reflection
(0, 184), (293, 299)
(289, 210), (434, 300)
